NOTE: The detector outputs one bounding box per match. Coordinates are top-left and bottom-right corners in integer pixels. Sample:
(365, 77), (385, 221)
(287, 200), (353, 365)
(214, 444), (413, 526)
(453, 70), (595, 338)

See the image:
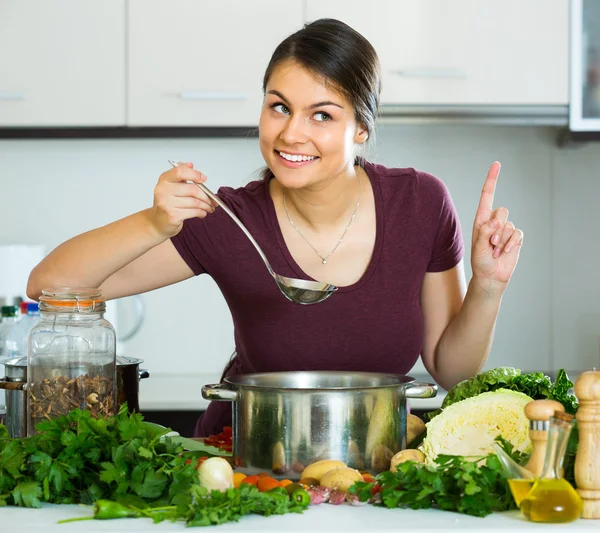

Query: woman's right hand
(149, 162), (218, 238)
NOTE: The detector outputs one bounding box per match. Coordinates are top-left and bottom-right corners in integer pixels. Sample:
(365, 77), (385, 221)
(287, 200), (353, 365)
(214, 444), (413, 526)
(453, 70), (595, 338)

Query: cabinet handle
(0, 91), (25, 100)
(392, 68), (467, 79)
(178, 91), (248, 101)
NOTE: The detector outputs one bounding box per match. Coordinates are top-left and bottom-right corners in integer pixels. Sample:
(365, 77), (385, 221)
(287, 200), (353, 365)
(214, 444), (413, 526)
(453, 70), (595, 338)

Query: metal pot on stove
(202, 371), (436, 478)
(0, 356), (149, 438)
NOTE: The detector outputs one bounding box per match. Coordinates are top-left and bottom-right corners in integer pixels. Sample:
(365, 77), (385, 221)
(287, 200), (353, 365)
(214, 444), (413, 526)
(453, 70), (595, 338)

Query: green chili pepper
(93, 500), (143, 520)
(291, 489), (311, 507)
(58, 500), (142, 523)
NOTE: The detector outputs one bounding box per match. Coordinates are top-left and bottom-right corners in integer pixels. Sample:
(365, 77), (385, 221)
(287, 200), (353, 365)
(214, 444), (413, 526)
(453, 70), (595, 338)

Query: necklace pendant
(322, 259), (327, 264)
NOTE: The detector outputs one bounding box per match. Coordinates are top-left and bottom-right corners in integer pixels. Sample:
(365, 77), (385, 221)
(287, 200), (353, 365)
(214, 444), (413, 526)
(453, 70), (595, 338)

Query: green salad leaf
(426, 367), (578, 421)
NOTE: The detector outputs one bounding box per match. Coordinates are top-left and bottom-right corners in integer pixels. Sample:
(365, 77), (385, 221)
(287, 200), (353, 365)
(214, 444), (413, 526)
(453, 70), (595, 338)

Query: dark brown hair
(262, 18), (381, 139)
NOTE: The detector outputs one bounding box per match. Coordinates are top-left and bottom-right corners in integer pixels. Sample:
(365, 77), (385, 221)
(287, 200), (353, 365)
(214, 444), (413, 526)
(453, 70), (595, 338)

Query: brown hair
(263, 18), (381, 139)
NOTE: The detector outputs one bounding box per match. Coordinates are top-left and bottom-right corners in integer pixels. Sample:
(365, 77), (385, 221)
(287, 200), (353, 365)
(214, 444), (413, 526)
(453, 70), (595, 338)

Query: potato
(370, 443), (394, 473)
(407, 414), (426, 445)
(320, 467), (364, 493)
(389, 449), (426, 471)
(301, 459), (346, 482)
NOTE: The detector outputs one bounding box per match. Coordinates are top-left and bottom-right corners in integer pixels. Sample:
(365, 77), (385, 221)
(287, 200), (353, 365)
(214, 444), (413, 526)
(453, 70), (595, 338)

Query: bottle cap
(1, 305), (18, 317)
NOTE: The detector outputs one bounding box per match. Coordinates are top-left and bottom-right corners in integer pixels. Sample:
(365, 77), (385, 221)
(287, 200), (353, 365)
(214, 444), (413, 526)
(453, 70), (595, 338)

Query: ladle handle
(168, 161), (276, 278)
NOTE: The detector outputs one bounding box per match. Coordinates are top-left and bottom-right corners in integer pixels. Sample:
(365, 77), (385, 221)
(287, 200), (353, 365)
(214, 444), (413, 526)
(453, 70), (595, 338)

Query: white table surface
(2, 503), (598, 533)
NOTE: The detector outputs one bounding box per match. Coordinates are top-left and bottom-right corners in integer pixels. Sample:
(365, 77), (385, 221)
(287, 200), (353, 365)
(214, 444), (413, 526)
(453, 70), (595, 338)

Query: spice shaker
(27, 288), (116, 435)
(574, 370), (600, 519)
(523, 399), (565, 477)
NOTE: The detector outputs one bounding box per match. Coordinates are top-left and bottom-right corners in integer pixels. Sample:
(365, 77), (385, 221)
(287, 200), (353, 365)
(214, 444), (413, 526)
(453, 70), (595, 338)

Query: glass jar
(27, 288), (116, 435)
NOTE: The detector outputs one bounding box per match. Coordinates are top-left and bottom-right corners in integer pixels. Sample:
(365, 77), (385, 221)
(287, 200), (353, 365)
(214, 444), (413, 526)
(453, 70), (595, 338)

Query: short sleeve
(170, 218), (208, 276)
(427, 179), (464, 272)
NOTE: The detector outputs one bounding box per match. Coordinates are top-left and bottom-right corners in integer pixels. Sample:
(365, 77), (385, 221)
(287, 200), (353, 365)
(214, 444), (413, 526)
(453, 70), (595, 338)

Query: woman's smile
(275, 149), (320, 168)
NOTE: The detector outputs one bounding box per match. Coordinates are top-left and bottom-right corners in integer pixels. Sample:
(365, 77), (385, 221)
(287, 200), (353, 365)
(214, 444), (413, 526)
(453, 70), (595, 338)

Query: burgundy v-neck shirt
(171, 160), (464, 436)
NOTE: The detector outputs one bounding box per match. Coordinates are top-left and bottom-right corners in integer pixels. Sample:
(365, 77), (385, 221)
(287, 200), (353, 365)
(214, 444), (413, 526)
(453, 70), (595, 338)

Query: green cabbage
(421, 389), (533, 463)
(426, 367), (578, 421)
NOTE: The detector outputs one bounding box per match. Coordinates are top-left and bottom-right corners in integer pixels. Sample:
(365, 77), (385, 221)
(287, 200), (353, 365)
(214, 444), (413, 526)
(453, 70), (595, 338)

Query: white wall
(0, 125), (598, 401)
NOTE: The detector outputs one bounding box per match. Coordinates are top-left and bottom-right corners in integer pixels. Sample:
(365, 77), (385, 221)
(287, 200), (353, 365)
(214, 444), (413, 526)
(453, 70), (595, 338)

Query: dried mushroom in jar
(29, 373), (115, 423)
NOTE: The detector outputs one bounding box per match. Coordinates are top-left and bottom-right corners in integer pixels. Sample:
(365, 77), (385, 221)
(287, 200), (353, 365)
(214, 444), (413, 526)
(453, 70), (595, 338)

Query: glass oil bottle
(520, 411), (583, 523)
(492, 441), (535, 507)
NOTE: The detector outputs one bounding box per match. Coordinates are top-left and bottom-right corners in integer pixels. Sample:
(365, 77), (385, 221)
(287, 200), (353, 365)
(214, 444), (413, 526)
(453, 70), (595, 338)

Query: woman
(27, 19), (523, 437)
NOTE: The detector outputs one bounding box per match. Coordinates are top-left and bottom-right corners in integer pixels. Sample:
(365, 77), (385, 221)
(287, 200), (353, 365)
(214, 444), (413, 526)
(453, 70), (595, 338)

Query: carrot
(257, 477), (282, 492)
(240, 475), (260, 486)
(279, 479), (293, 487)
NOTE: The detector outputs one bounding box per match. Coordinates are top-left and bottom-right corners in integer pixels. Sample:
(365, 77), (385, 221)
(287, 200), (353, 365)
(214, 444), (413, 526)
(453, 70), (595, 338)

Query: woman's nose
(280, 115), (309, 145)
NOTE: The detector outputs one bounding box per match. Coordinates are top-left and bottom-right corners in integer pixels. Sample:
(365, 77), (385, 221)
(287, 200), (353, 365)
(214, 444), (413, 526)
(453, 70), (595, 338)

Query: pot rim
(223, 370), (416, 392)
(0, 355), (144, 368)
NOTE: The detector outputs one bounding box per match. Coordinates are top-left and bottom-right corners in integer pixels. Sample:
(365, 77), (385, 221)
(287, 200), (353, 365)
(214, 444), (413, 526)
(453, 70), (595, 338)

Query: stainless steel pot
(0, 356), (149, 438)
(202, 371), (436, 478)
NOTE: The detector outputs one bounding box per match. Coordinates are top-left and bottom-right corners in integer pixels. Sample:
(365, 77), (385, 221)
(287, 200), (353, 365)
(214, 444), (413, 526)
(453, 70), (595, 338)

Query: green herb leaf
(12, 481), (42, 508)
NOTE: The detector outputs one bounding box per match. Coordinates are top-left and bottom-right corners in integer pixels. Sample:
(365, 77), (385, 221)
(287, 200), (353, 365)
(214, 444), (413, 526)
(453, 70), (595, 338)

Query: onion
(197, 457), (234, 492)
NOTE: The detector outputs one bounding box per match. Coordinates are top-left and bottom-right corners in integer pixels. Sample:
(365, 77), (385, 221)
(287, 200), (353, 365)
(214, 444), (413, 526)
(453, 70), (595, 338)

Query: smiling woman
(26, 18), (523, 439)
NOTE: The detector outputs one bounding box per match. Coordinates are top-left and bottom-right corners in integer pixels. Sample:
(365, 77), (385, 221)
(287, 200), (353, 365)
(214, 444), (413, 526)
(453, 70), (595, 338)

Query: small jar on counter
(27, 288), (116, 435)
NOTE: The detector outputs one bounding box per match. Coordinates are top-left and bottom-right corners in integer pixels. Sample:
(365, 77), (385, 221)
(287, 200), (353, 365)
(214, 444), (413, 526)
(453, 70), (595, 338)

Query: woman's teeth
(278, 151), (317, 162)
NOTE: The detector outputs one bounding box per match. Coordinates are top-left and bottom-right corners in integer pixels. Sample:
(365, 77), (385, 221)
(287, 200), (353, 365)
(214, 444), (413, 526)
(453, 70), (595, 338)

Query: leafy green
(0, 407), (309, 526)
(60, 485), (309, 526)
(426, 367), (578, 421)
(349, 453), (515, 517)
(169, 436), (231, 457)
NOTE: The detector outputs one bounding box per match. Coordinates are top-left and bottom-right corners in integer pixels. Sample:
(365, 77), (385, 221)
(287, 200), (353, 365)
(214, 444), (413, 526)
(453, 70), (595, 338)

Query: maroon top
(171, 160), (464, 436)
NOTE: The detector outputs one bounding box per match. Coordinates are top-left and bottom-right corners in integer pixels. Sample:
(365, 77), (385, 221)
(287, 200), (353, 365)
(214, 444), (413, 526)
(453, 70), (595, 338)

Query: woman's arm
(27, 162), (217, 301)
(420, 162), (523, 391)
(420, 263), (503, 391)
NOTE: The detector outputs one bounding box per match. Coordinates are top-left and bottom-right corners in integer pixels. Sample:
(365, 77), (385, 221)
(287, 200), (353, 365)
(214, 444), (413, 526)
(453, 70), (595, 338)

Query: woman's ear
(354, 127), (369, 144)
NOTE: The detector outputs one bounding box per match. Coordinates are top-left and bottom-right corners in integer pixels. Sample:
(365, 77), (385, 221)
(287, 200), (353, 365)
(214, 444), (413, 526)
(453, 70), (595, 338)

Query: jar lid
(39, 288), (106, 313)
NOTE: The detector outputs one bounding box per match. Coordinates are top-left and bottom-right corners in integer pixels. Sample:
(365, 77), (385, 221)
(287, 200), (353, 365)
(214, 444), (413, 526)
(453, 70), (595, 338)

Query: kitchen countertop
(3, 503), (598, 533)
(138, 372), (447, 412)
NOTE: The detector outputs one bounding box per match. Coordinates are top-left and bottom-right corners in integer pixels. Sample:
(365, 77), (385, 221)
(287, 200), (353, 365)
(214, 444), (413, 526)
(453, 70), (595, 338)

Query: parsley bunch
(0, 406), (198, 508)
(0, 407), (310, 526)
(349, 453), (516, 517)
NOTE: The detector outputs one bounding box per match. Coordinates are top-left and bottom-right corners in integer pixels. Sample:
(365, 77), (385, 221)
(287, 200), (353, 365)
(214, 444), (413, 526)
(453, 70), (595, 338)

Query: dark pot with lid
(0, 356), (149, 438)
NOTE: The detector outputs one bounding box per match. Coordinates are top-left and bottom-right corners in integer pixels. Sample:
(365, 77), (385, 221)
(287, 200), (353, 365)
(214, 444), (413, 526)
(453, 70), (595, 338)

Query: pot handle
(139, 369), (150, 380)
(405, 382), (437, 399)
(0, 379), (26, 391)
(202, 382), (238, 402)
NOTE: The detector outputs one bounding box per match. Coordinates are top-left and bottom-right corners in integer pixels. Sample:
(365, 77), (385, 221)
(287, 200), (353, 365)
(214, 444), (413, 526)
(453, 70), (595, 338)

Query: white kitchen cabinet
(305, 0), (569, 106)
(0, 0), (125, 127)
(127, 0), (303, 127)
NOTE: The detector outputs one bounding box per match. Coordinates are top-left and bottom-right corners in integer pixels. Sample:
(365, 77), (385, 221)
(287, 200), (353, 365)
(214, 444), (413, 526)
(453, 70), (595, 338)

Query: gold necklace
(282, 175), (363, 265)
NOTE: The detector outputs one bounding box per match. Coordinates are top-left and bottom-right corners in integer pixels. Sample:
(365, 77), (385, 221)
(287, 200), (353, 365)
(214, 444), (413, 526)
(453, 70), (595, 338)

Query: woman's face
(259, 60), (367, 190)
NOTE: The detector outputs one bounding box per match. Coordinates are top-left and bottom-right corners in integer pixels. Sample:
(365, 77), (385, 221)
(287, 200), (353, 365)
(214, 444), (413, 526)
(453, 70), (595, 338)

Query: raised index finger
(475, 161), (501, 224)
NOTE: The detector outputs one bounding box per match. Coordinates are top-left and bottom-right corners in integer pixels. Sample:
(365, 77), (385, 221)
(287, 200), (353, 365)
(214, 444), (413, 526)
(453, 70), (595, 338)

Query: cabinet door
(0, 0), (125, 126)
(306, 0), (568, 106)
(128, 0), (303, 127)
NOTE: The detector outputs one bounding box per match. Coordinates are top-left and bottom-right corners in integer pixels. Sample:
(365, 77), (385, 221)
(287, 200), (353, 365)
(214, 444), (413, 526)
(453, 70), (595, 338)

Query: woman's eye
(272, 103), (290, 115)
(314, 112), (331, 122)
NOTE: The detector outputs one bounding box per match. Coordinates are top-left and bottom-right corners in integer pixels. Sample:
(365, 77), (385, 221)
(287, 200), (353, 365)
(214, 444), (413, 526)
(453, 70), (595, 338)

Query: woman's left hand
(471, 162), (524, 291)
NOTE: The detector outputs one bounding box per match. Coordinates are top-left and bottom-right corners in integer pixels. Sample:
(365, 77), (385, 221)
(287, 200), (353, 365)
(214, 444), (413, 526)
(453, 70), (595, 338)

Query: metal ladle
(168, 161), (337, 305)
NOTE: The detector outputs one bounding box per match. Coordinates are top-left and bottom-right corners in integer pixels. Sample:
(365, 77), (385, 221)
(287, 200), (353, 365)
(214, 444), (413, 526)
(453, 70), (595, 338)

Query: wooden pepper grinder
(524, 399), (565, 477)
(575, 370), (600, 519)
